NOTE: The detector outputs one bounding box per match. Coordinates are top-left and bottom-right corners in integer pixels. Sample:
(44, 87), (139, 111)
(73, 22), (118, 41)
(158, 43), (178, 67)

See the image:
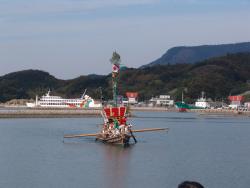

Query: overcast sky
(0, 0), (250, 79)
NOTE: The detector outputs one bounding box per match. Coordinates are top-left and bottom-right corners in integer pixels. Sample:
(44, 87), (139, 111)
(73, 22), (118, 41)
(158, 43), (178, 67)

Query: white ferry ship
(26, 90), (102, 108)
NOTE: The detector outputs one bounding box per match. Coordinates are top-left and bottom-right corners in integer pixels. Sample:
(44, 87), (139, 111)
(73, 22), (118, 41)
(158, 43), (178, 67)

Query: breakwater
(1, 107), (249, 118)
(0, 106), (178, 118)
(192, 108), (250, 116)
(130, 106), (173, 111)
(0, 107), (102, 118)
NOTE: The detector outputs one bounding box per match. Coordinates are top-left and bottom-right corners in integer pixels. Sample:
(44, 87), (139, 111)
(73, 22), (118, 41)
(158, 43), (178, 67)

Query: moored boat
(195, 91), (210, 109)
(26, 90), (102, 108)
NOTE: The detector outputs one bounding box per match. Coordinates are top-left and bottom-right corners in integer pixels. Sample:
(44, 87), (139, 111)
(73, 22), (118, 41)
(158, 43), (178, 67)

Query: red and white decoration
(112, 64), (120, 73)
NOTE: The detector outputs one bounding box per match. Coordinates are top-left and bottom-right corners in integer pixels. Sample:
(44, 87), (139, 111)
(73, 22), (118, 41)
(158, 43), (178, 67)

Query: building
(126, 92), (138, 104)
(149, 95), (174, 106)
(228, 95), (244, 109)
(244, 102), (250, 111)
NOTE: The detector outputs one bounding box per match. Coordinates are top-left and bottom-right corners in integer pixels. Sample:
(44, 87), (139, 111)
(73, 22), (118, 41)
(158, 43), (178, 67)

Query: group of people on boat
(102, 116), (132, 138)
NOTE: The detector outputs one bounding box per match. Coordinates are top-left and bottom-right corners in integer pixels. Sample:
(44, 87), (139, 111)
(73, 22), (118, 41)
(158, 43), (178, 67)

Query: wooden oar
(64, 133), (100, 138)
(132, 128), (168, 133)
(64, 128), (168, 138)
(129, 129), (137, 143)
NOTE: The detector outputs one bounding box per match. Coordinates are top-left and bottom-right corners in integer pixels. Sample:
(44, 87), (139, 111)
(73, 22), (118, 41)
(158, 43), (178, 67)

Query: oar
(129, 129), (137, 143)
(132, 128), (168, 133)
(64, 128), (168, 138)
(64, 133), (100, 138)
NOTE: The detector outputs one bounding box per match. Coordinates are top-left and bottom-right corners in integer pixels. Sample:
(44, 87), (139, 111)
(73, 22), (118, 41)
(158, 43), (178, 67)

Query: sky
(0, 0), (250, 79)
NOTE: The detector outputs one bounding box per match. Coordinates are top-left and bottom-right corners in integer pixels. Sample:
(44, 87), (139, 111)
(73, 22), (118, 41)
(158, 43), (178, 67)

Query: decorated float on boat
(64, 52), (168, 146)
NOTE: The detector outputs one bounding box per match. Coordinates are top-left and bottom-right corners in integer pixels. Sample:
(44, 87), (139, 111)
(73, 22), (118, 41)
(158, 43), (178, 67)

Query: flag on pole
(112, 64), (120, 73)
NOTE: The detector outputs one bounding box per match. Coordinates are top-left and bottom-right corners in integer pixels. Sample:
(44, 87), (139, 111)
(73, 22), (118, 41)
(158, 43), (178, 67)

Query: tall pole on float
(110, 52), (121, 107)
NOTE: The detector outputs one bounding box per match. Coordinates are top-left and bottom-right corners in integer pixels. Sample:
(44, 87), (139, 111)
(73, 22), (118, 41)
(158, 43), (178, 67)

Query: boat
(64, 52), (168, 146)
(195, 91), (210, 109)
(95, 52), (135, 146)
(175, 91), (188, 112)
(26, 90), (102, 108)
(175, 102), (188, 112)
(95, 106), (133, 146)
(175, 91), (205, 112)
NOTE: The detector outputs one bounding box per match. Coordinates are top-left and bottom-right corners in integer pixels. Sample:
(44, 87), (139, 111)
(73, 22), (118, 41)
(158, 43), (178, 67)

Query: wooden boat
(64, 124), (168, 147)
(95, 127), (169, 146)
(95, 133), (131, 147)
(96, 106), (136, 146)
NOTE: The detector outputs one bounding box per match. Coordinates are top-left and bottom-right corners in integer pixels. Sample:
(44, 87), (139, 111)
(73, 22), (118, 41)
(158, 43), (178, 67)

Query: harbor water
(0, 112), (250, 188)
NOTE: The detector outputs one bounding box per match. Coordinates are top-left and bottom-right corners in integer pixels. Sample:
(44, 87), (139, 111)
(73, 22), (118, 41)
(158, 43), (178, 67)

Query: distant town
(117, 91), (250, 111)
(1, 90), (250, 112)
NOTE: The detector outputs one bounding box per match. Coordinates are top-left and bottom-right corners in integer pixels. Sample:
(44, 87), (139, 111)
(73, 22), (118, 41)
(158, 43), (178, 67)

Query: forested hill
(1, 53), (250, 103)
(143, 42), (250, 67)
(0, 70), (108, 102)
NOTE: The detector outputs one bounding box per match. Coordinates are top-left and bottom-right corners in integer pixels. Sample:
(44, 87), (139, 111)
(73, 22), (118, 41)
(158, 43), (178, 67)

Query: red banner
(228, 96), (244, 101)
(126, 92), (138, 98)
(104, 107), (126, 118)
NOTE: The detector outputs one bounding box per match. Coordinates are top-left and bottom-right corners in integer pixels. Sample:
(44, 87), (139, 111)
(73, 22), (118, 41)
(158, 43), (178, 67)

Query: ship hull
(96, 134), (131, 147)
(178, 108), (187, 112)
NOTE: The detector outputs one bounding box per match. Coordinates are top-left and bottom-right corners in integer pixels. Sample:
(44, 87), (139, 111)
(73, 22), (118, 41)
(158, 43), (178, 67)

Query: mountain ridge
(0, 52), (250, 103)
(142, 42), (250, 68)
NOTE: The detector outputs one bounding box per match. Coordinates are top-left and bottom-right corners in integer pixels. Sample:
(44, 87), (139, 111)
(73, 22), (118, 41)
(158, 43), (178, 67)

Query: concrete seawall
(0, 108), (102, 118)
(0, 106), (177, 118)
(130, 106), (173, 112)
(0, 107), (249, 118)
(192, 109), (250, 116)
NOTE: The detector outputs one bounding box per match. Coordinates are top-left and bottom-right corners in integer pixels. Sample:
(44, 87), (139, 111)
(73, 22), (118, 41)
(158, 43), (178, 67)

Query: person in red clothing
(120, 116), (127, 125)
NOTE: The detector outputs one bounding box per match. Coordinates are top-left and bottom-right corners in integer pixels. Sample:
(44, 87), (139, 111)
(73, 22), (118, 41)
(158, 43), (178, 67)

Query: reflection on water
(101, 145), (134, 188)
(63, 137), (135, 188)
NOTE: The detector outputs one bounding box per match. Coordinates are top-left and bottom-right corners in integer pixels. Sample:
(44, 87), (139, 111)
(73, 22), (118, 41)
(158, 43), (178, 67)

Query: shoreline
(130, 106), (176, 112)
(191, 108), (250, 116)
(0, 106), (249, 118)
(0, 107), (101, 118)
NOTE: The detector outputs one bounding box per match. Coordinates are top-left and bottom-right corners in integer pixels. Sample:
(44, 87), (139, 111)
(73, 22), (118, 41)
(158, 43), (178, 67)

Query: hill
(0, 70), (64, 102)
(122, 53), (250, 102)
(1, 53), (250, 103)
(142, 42), (250, 67)
(0, 70), (109, 102)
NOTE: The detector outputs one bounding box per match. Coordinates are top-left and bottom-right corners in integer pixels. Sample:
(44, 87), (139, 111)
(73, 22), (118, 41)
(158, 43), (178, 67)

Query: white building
(244, 102), (250, 111)
(149, 95), (174, 106)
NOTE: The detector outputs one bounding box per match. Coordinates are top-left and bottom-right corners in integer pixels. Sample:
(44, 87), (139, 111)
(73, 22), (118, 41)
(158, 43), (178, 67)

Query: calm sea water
(0, 112), (250, 188)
